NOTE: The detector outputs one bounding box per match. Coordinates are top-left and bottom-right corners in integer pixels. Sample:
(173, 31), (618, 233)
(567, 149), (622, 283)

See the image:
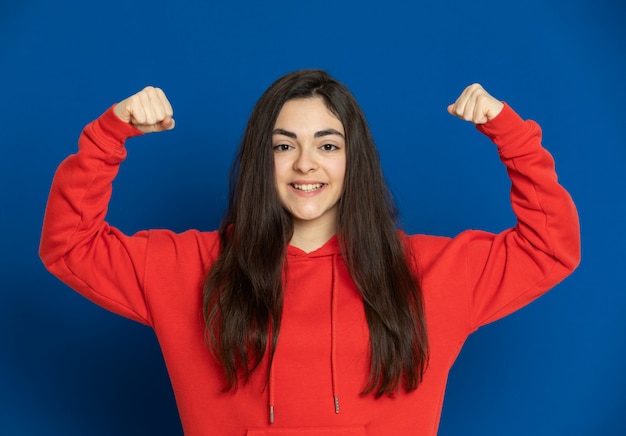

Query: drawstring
(267, 318), (274, 424)
(331, 254), (340, 414)
(268, 251), (341, 424)
(269, 357), (275, 424)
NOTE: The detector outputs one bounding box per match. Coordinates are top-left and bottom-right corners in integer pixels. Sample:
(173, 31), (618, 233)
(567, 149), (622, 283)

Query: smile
(291, 183), (325, 192)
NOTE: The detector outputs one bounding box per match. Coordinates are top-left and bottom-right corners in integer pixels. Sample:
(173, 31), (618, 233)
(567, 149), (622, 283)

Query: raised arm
(447, 84), (580, 328)
(39, 87), (175, 324)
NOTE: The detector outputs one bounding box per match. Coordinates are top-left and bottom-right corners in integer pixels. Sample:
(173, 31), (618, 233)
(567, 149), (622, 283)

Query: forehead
(274, 97), (344, 134)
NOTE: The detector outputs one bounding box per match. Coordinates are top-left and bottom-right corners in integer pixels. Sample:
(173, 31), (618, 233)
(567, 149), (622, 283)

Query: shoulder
(399, 230), (471, 267)
(145, 228), (222, 269)
(399, 229), (492, 288)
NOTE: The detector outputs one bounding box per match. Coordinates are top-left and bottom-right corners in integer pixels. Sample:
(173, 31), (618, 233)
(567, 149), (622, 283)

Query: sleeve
(39, 106), (155, 325)
(465, 103), (580, 330)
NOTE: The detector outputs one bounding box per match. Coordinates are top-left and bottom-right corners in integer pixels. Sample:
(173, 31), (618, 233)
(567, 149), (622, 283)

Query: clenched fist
(448, 84), (504, 125)
(114, 86), (175, 133)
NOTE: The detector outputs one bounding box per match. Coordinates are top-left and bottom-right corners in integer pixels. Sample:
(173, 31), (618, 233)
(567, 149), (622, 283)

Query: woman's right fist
(114, 86), (175, 133)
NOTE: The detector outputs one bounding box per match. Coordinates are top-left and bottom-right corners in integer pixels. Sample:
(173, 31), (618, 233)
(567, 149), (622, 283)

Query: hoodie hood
(286, 234), (342, 258)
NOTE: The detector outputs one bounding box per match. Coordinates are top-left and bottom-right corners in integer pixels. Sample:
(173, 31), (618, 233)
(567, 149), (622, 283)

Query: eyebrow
(272, 128), (345, 139)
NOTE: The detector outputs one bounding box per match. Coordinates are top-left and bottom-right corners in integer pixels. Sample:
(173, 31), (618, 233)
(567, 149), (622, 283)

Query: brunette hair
(203, 69), (428, 397)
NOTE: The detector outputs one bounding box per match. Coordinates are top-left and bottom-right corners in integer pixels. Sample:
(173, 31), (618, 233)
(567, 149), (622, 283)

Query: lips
(291, 183), (325, 192)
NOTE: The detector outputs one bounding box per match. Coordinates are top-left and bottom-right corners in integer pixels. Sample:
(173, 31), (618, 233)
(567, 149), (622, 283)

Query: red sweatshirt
(40, 104), (580, 435)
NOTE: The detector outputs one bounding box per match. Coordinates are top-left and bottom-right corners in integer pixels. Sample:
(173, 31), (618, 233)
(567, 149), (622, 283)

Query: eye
(273, 144), (292, 152)
(320, 143), (339, 151)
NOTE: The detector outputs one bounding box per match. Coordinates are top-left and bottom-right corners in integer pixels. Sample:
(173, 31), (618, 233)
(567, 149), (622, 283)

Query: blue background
(1, 0), (624, 434)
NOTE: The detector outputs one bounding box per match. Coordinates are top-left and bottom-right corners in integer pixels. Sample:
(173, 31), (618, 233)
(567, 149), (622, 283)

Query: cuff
(475, 103), (542, 158)
(95, 105), (145, 143)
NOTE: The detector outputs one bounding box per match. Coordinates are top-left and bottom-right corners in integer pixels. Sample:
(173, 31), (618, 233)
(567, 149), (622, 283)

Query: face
(273, 97), (346, 234)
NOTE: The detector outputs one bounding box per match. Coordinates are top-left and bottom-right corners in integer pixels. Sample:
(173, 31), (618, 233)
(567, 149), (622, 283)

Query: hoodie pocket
(246, 425), (366, 435)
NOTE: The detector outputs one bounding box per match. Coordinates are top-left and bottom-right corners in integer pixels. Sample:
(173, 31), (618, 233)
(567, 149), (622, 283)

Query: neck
(290, 219), (337, 253)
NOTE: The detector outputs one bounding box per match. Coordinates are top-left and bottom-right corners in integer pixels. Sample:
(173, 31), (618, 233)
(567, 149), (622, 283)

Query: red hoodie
(39, 104), (580, 435)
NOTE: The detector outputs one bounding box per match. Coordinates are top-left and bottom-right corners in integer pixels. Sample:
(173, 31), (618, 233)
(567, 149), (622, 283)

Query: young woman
(40, 69), (580, 435)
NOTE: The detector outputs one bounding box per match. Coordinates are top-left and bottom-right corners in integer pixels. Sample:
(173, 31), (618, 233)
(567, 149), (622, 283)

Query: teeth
(292, 183), (324, 192)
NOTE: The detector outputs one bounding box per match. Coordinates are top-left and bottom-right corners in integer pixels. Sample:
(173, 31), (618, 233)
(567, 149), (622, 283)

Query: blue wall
(1, 0), (624, 434)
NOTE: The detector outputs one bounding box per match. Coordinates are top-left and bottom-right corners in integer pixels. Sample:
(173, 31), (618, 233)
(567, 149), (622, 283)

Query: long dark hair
(203, 69), (428, 397)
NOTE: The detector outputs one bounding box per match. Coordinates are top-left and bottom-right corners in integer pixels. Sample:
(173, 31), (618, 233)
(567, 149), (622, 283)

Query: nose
(293, 147), (318, 173)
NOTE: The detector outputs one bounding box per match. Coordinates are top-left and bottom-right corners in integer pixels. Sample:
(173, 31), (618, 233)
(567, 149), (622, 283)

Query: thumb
(138, 115), (175, 133)
(447, 104), (455, 115)
(160, 116), (175, 131)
